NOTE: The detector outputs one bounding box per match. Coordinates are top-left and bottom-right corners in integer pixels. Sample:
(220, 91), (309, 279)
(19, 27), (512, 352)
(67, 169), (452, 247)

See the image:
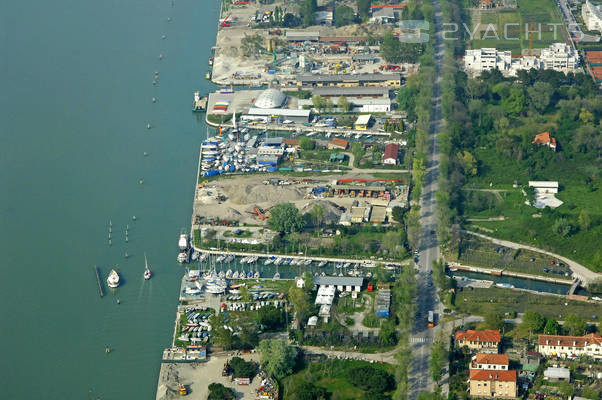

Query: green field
(460, 144), (602, 272)
(282, 359), (395, 400)
(471, 0), (565, 54)
(453, 287), (601, 320)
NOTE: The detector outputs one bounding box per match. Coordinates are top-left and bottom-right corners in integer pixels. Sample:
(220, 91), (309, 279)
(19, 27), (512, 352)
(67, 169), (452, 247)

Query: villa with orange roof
(532, 132), (557, 151)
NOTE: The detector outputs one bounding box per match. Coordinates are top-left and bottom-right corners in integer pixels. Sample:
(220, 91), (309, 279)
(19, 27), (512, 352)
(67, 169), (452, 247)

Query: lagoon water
(0, 0), (218, 398)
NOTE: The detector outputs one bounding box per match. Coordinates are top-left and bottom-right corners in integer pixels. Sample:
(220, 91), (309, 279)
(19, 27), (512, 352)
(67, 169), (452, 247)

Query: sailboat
(107, 269), (120, 288)
(144, 253), (152, 280)
(273, 265), (280, 280)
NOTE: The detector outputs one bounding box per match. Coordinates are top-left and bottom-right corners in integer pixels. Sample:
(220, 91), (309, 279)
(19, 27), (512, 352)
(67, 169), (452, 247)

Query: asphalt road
(408, 0), (445, 397)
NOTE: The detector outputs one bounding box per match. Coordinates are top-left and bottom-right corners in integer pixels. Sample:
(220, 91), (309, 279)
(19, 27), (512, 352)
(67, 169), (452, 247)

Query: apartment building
(582, 0), (602, 33)
(455, 329), (501, 353)
(469, 369), (518, 398)
(537, 333), (602, 360)
(472, 353), (509, 370)
(540, 43), (579, 72)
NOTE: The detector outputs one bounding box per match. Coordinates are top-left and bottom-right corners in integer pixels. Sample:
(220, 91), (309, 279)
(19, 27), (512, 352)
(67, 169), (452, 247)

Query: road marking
(410, 337), (433, 343)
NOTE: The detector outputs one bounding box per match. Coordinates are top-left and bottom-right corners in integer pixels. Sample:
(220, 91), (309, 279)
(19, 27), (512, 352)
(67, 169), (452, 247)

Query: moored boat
(107, 269), (120, 288)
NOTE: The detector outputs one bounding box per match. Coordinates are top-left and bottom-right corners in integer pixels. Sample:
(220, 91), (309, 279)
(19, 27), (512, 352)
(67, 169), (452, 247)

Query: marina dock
(193, 247), (407, 267)
(94, 265), (104, 297)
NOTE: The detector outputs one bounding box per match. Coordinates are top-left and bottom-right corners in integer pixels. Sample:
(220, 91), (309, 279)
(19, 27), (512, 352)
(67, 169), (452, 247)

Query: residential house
(532, 131), (557, 151)
(537, 333), (602, 360)
(383, 143), (399, 165)
(544, 366), (570, 382)
(469, 369), (517, 398)
(456, 329), (501, 353)
(472, 353), (509, 370)
(328, 137), (349, 150)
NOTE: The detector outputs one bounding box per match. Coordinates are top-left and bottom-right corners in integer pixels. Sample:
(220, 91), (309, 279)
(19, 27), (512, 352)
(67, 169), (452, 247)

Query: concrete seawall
(449, 262), (573, 285)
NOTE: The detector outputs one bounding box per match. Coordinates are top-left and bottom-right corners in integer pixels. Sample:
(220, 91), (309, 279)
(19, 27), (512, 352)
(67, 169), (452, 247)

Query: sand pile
(227, 184), (304, 204)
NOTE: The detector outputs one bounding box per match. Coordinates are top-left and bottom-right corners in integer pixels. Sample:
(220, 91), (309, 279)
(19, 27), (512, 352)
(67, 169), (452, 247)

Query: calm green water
(0, 0), (218, 398)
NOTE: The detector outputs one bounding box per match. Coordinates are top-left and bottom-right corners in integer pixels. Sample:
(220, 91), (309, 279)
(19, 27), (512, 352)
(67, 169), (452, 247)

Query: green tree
(347, 365), (395, 392)
(337, 96), (352, 112)
(257, 305), (285, 331)
(311, 95), (326, 111)
(527, 81), (554, 113)
(299, 137), (314, 150)
(283, 13), (300, 28)
(288, 379), (328, 400)
(309, 204), (324, 228)
(357, 0), (372, 20)
(300, 0), (317, 26)
(239, 285), (251, 302)
(544, 318), (559, 335)
(553, 217), (572, 237)
(335, 5), (356, 27)
(380, 32), (402, 63)
(522, 310), (546, 334)
(457, 151), (477, 176)
(258, 339), (298, 379)
(229, 356), (256, 378)
(392, 206), (407, 224)
(208, 383), (235, 400)
(578, 210), (591, 232)
(288, 286), (312, 324)
(209, 313), (236, 349)
(429, 340), (447, 383)
(558, 382), (574, 397)
(501, 86), (526, 115)
(484, 311), (505, 331)
(379, 320), (397, 345)
(326, 99), (334, 112)
(267, 203), (305, 234)
(563, 314), (587, 335)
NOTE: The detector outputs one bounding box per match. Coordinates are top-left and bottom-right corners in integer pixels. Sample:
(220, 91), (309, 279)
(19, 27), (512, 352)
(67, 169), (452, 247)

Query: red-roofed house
(283, 138), (300, 148)
(456, 330), (501, 353)
(472, 353), (509, 370)
(383, 143), (400, 165)
(328, 137), (349, 150)
(532, 131), (557, 151)
(469, 369), (517, 398)
(538, 333), (602, 360)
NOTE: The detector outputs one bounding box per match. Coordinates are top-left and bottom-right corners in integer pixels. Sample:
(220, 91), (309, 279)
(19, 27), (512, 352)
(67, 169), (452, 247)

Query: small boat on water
(191, 251), (200, 261)
(225, 269), (233, 279)
(304, 259), (312, 266)
(318, 260), (327, 267)
(254, 271), (260, 279)
(232, 270), (240, 279)
(107, 269), (120, 288)
(273, 271), (280, 280)
(144, 253), (152, 280)
(177, 251), (188, 263)
(199, 253), (208, 262)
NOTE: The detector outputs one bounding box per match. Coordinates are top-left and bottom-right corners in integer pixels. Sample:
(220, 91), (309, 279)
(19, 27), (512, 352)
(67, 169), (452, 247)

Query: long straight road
(409, 0), (446, 397)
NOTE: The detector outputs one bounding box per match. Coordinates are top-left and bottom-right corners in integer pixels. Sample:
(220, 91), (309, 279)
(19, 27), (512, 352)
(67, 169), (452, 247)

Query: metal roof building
(297, 73), (403, 87)
(313, 276), (363, 291)
(313, 86), (389, 98)
(247, 108), (311, 123)
(286, 31), (320, 41)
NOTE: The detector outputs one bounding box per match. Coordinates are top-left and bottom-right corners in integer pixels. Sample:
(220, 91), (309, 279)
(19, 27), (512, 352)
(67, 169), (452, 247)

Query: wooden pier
(94, 265), (104, 297)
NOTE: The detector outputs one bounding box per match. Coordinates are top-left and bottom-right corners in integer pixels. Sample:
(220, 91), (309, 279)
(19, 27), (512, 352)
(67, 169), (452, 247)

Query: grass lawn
(462, 146), (602, 272)
(281, 359), (395, 400)
(447, 234), (573, 279)
(470, 0), (564, 54)
(453, 287), (601, 320)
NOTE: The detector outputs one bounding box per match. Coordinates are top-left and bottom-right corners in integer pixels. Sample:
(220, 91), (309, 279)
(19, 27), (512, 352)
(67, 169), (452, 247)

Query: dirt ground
(156, 353), (261, 400)
(193, 173), (361, 226)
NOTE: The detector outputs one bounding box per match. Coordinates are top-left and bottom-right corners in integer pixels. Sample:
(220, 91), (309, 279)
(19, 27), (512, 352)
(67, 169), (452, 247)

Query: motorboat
(240, 268), (246, 279)
(107, 269), (120, 288)
(216, 254), (226, 263)
(199, 253), (208, 262)
(274, 257), (283, 265)
(304, 259), (312, 266)
(225, 269), (233, 279)
(254, 271), (260, 279)
(144, 253), (152, 280)
(264, 257), (274, 265)
(191, 251), (200, 261)
(318, 260), (327, 267)
(273, 271), (280, 280)
(177, 251), (188, 263)
(178, 233), (189, 250)
(232, 270), (240, 279)
(218, 271), (225, 279)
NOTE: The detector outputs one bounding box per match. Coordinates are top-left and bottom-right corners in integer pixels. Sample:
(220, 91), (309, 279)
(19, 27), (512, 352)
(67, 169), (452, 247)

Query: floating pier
(94, 265), (104, 297)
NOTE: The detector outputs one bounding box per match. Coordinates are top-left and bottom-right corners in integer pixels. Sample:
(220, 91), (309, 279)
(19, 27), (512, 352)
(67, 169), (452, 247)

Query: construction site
(192, 172), (409, 239)
(210, 1), (418, 86)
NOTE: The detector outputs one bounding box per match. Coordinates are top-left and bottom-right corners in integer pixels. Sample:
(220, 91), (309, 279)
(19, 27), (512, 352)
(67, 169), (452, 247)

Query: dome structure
(254, 89), (286, 109)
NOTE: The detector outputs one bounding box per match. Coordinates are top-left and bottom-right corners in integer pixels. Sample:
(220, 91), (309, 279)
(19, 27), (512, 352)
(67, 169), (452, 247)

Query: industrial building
(243, 108), (311, 124)
(354, 114), (372, 130)
(312, 86), (389, 98)
(375, 288), (391, 317)
(296, 73), (403, 88)
(254, 89), (287, 109)
(313, 276), (363, 292)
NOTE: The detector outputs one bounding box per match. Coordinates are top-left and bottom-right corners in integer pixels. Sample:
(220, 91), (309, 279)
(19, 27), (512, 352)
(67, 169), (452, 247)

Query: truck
(427, 311), (435, 328)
